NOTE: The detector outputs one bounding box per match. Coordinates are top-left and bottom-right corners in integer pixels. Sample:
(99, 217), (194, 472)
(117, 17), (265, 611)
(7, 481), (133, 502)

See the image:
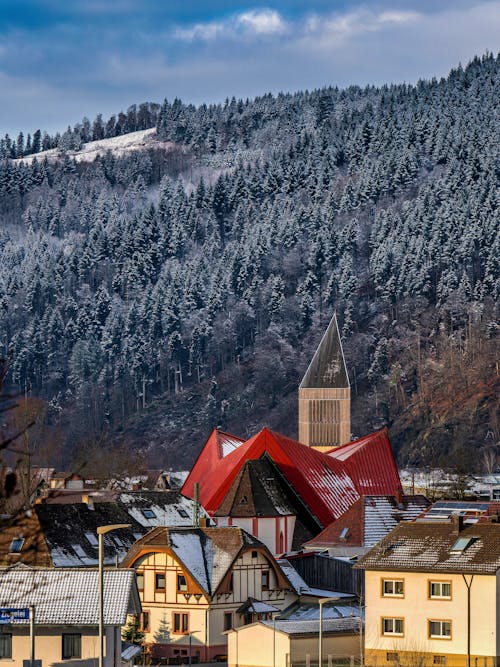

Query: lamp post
(187, 629), (201, 666)
(97, 524), (130, 667)
(318, 597), (341, 667)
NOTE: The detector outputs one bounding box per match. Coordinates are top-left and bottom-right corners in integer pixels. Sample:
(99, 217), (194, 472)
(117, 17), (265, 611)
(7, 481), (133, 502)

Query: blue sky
(1, 0), (499, 136)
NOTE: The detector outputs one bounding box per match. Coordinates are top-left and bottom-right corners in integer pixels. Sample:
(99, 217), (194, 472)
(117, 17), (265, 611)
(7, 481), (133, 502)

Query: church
(182, 313), (407, 555)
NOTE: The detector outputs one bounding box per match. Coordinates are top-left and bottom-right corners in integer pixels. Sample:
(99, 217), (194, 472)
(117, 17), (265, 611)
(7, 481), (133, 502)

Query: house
(121, 524), (297, 662)
(356, 516), (500, 665)
(298, 312), (351, 449)
(0, 491), (206, 568)
(227, 616), (361, 667)
(0, 564), (141, 667)
(213, 457), (319, 555)
(182, 426), (402, 536)
(303, 495), (429, 557)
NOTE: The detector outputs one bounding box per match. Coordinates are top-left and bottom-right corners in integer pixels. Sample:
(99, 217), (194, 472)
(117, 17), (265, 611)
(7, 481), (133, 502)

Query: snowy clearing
(16, 128), (176, 165)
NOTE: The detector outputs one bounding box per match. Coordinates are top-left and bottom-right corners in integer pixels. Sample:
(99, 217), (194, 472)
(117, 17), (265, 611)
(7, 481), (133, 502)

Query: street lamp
(318, 597), (341, 667)
(187, 629), (201, 666)
(97, 524), (130, 667)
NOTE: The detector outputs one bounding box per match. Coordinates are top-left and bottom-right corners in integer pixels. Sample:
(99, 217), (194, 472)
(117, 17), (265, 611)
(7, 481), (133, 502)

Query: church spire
(298, 313), (351, 450)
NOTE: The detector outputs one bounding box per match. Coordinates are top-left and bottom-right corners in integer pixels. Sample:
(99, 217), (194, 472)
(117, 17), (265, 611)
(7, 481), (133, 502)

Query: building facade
(357, 518), (500, 665)
(122, 524), (297, 661)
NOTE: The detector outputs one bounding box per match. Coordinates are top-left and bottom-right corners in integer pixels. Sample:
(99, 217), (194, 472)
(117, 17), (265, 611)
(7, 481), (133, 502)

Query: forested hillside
(0, 53), (498, 474)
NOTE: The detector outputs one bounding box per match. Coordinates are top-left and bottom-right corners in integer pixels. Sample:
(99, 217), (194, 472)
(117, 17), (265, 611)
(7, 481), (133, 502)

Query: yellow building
(227, 617), (361, 667)
(356, 518), (500, 666)
(0, 565), (140, 667)
(122, 524), (297, 662)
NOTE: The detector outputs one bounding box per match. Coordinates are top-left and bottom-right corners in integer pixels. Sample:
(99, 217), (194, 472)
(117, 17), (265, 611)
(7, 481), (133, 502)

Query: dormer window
(339, 527), (349, 540)
(450, 536), (475, 553)
(9, 538), (24, 553)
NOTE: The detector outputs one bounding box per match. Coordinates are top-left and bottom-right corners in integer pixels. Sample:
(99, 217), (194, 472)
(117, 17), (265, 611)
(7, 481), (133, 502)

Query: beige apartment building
(122, 524), (297, 662)
(356, 518), (500, 666)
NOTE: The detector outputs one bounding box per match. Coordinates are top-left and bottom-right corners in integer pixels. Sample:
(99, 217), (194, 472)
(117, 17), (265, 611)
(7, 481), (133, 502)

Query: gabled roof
(305, 495), (430, 549)
(300, 314), (349, 389)
(0, 491), (204, 568)
(123, 525), (289, 597)
(0, 565), (141, 625)
(182, 427), (402, 527)
(356, 521), (500, 574)
(214, 459), (295, 518)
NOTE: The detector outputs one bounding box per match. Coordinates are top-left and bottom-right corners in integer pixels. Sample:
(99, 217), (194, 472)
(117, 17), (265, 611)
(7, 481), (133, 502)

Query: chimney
(451, 514), (464, 534)
(199, 517), (211, 528)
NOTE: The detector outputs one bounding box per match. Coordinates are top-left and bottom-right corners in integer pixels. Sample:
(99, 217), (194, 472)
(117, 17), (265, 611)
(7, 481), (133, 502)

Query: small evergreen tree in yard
(154, 613), (171, 644)
(122, 615), (145, 646)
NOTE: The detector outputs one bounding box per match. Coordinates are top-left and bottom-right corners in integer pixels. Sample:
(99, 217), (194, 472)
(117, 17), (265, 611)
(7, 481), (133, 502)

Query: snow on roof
(0, 566), (140, 625)
(276, 558), (348, 599)
(183, 427), (401, 528)
(263, 617), (361, 636)
(119, 491), (203, 528)
(363, 495), (430, 547)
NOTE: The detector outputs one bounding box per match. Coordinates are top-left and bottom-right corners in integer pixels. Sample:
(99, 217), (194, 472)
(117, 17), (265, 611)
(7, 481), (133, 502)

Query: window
(339, 527), (349, 540)
(84, 532), (98, 547)
(177, 507), (189, 518)
(141, 508), (156, 519)
(173, 613), (189, 634)
(139, 611), (150, 632)
(224, 612), (233, 631)
(433, 657), (446, 665)
(0, 634), (12, 659)
(382, 579), (404, 597)
(177, 574), (187, 591)
(62, 633), (82, 659)
(429, 620), (451, 639)
(228, 574), (234, 592)
(261, 570), (270, 591)
(381, 618), (404, 636)
(155, 573), (166, 591)
(450, 536), (474, 552)
(251, 550), (258, 558)
(9, 538), (24, 553)
(136, 572), (144, 591)
(429, 581), (451, 599)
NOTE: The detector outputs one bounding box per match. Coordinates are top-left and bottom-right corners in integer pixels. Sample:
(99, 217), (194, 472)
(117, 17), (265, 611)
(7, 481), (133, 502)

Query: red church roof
(182, 427), (402, 527)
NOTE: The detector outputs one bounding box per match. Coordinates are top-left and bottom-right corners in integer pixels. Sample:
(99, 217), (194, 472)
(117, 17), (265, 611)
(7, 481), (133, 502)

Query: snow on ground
(16, 128), (177, 165)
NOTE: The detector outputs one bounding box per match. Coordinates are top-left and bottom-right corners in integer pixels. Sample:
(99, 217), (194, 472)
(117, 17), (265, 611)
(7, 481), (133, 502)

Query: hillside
(0, 53), (498, 475)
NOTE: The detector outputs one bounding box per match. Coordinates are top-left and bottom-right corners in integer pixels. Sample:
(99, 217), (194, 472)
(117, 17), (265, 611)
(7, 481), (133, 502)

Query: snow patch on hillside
(17, 128), (176, 165)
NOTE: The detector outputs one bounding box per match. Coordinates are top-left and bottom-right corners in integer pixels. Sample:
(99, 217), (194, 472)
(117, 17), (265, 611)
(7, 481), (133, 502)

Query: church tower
(298, 313), (351, 451)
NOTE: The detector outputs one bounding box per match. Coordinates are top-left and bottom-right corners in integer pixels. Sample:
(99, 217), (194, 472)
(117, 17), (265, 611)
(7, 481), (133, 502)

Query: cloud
(173, 8), (288, 41)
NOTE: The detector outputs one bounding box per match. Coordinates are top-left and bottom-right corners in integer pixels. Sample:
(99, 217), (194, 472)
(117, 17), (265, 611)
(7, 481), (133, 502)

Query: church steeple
(298, 313), (351, 450)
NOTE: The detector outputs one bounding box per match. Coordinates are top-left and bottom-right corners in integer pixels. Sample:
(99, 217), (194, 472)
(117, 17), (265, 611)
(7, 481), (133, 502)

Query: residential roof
(182, 427), (402, 527)
(263, 617), (361, 636)
(237, 598), (281, 614)
(122, 525), (290, 597)
(214, 459), (295, 518)
(0, 491), (204, 568)
(356, 521), (500, 574)
(300, 314), (349, 389)
(305, 495), (430, 549)
(0, 565), (141, 625)
(279, 600), (359, 622)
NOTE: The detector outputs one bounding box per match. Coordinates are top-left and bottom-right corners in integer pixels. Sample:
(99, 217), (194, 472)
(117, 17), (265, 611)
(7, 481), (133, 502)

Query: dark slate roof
(300, 314), (349, 389)
(263, 617), (361, 635)
(214, 459), (295, 518)
(35, 502), (144, 567)
(0, 491), (203, 568)
(356, 521), (500, 574)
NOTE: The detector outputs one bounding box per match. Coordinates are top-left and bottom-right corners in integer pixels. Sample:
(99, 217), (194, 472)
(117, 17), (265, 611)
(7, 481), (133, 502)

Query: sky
(0, 0), (499, 136)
